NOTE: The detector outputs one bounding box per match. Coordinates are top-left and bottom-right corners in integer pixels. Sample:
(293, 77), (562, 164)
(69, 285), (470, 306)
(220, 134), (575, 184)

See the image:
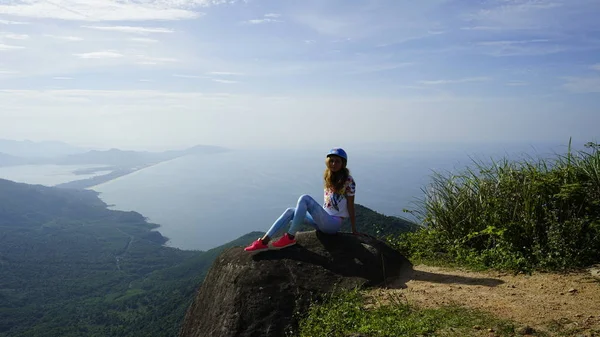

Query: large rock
(178, 230), (412, 337)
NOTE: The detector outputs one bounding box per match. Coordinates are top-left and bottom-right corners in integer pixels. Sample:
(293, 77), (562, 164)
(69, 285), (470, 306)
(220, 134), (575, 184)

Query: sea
(0, 142), (578, 251)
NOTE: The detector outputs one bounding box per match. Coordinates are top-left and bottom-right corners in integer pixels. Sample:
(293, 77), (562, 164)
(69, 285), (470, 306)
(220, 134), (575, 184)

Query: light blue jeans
(266, 194), (343, 237)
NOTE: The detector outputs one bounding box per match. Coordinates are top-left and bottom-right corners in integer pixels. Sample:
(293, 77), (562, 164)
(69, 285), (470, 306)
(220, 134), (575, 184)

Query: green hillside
(0, 178), (255, 336)
(0, 178), (413, 336)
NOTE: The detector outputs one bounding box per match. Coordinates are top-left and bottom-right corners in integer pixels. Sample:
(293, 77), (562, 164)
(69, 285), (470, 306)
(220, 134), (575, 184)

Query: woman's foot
(244, 238), (269, 252)
(271, 233), (296, 250)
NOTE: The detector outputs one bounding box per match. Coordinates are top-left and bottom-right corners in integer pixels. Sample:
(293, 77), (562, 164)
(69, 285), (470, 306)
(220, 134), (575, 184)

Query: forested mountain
(0, 178), (415, 336)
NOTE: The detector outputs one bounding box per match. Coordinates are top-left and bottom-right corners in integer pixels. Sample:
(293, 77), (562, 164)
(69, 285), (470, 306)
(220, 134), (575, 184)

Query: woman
(244, 148), (357, 252)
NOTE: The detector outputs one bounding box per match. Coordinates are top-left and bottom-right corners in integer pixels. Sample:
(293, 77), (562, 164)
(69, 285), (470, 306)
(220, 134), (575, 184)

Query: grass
(298, 141), (600, 337)
(391, 140), (600, 272)
(295, 289), (532, 337)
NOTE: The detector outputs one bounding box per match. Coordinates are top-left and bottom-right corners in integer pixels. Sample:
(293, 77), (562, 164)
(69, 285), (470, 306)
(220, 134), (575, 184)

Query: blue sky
(0, 0), (599, 150)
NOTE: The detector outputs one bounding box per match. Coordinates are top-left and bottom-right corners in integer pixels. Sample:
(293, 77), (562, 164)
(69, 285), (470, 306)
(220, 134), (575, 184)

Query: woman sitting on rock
(244, 148), (357, 252)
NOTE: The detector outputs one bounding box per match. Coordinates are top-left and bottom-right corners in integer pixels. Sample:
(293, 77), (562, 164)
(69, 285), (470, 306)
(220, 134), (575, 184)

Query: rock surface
(178, 230), (412, 337)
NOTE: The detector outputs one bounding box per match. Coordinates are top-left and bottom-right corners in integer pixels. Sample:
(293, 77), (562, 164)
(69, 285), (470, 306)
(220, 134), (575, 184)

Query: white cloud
(212, 79), (239, 84)
(2, 89), (597, 150)
(466, 0), (564, 31)
(208, 71), (243, 76)
(74, 51), (123, 59)
(1, 33), (29, 40)
(136, 56), (178, 65)
(563, 76), (600, 93)
(130, 37), (159, 43)
(0, 0), (220, 21)
(478, 39), (551, 46)
(592, 64), (600, 71)
(53, 77), (73, 80)
(0, 89), (237, 106)
(0, 19), (29, 24)
(173, 74), (206, 78)
(419, 77), (491, 85)
(398, 85), (427, 90)
(476, 39), (566, 56)
(243, 12), (284, 24)
(371, 31), (447, 50)
(289, 3), (439, 41)
(244, 18), (282, 24)
(348, 62), (414, 74)
(44, 34), (84, 41)
(464, 0), (599, 36)
(139, 79), (153, 82)
(83, 26), (174, 34)
(0, 43), (25, 51)
(293, 14), (353, 37)
(0, 69), (18, 74)
(460, 26), (504, 31)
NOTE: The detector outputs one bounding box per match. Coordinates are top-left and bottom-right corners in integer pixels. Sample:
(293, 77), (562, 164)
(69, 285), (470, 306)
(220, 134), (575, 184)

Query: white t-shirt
(323, 175), (356, 218)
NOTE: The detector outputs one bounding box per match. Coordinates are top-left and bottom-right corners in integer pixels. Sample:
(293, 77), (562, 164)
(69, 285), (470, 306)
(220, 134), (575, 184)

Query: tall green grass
(392, 141), (600, 271)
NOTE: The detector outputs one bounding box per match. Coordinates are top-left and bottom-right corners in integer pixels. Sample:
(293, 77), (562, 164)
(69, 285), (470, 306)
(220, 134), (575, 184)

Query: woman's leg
(304, 213), (318, 230)
(264, 207), (295, 240)
(288, 194), (342, 235)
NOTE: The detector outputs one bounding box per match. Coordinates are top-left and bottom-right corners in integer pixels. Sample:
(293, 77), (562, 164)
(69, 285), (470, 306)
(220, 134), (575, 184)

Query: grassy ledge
(295, 289), (528, 337)
(391, 140), (600, 272)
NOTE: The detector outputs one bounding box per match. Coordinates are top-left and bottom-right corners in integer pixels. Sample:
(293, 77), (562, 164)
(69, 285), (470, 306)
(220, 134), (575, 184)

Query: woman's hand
(347, 195), (358, 234)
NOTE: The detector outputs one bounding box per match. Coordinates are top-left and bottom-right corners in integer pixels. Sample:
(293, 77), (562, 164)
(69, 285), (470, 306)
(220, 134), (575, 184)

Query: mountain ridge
(0, 178), (415, 336)
(0, 142), (229, 167)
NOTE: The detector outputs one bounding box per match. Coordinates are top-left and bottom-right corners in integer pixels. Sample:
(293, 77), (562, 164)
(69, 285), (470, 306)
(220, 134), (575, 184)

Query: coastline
(56, 156), (191, 190)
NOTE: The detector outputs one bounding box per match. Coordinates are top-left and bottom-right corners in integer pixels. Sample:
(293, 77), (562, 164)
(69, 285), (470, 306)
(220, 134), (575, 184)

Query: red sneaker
(244, 239), (269, 252)
(271, 233), (296, 250)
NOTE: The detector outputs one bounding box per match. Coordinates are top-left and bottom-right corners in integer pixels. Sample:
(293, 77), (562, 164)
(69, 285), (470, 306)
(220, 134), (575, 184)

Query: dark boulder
(179, 230), (412, 337)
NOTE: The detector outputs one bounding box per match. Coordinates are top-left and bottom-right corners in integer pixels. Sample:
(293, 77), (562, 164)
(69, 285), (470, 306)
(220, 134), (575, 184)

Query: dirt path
(368, 265), (600, 336)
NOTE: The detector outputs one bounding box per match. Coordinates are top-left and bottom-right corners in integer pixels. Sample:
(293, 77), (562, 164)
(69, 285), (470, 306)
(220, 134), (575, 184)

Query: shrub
(393, 140), (600, 272)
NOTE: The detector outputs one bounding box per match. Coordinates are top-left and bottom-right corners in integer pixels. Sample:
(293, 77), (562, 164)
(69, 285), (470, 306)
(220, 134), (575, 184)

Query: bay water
(87, 142), (570, 251)
(0, 142), (575, 251)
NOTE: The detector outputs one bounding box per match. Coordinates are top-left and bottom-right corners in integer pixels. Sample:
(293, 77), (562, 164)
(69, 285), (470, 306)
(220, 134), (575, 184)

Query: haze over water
(87, 142), (571, 251)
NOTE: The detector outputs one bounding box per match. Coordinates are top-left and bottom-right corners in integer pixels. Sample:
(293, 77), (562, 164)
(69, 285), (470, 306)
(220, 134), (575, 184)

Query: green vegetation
(0, 178), (260, 337)
(389, 140), (600, 272)
(296, 289), (522, 337)
(294, 204), (417, 239)
(297, 140), (600, 337)
(351, 204), (419, 236)
(9, 139), (598, 336)
(0, 178), (412, 336)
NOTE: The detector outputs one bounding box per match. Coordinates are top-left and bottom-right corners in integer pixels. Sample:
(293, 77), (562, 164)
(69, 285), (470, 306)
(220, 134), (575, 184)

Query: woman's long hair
(323, 157), (350, 193)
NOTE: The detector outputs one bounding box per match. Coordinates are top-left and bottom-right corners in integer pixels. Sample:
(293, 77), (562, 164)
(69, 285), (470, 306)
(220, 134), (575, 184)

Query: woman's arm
(347, 195), (357, 234)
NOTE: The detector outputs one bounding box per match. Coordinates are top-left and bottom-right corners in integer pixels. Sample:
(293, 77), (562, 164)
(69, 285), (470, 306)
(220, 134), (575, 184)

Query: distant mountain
(0, 139), (88, 158)
(54, 145), (229, 166)
(0, 142), (229, 168)
(351, 204), (420, 236)
(166, 144), (231, 156)
(0, 152), (26, 166)
(56, 148), (167, 166)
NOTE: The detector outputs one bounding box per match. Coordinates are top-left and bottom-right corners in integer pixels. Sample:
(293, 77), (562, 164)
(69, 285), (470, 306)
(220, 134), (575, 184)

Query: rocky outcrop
(178, 230), (412, 337)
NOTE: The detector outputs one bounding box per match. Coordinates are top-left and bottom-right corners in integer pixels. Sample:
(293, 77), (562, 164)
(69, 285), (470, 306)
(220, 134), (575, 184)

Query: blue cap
(327, 148), (347, 161)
